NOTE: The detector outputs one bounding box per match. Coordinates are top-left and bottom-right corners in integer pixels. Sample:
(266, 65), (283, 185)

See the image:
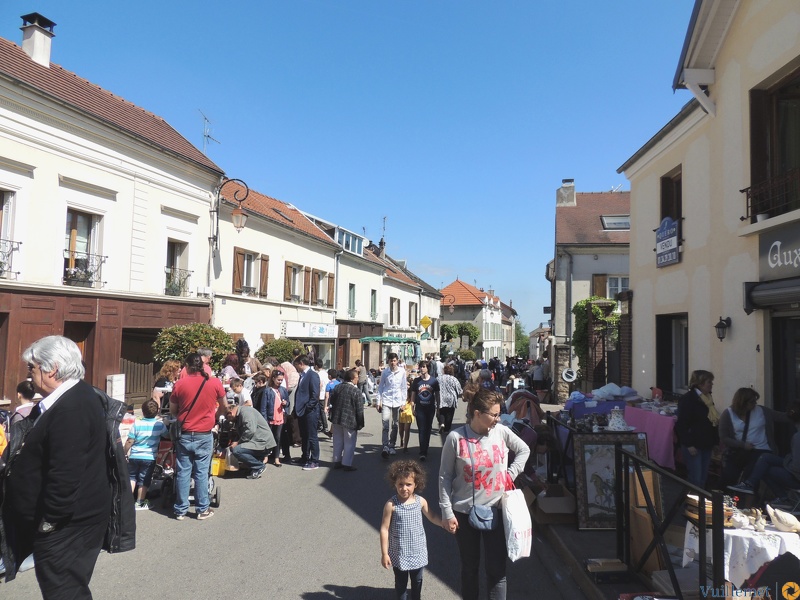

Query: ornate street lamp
(442, 293), (456, 314)
(210, 177), (250, 256)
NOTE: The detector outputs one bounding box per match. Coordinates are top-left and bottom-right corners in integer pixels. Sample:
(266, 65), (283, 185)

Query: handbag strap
(741, 409), (751, 444)
(463, 425), (478, 506)
(178, 377), (207, 428)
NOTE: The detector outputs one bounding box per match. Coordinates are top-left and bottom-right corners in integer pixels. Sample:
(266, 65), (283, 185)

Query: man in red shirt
(169, 352), (226, 521)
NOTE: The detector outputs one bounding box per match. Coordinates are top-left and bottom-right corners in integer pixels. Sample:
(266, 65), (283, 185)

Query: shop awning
(358, 336), (420, 345)
(744, 279), (800, 313)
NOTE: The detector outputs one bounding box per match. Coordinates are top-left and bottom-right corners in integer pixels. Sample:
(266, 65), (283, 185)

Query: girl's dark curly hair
(387, 460), (427, 492)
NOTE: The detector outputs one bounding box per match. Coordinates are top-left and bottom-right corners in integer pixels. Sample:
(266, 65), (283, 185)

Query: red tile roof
(440, 279), (500, 307)
(0, 37), (222, 174)
(364, 244), (421, 289)
(220, 181), (338, 249)
(555, 192), (630, 246)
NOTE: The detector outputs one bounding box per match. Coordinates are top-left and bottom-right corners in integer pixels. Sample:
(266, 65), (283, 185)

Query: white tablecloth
(682, 523), (800, 588)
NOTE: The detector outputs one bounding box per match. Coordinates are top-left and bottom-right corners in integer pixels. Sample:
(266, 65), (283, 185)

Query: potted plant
(165, 279), (183, 296)
(64, 265), (94, 287)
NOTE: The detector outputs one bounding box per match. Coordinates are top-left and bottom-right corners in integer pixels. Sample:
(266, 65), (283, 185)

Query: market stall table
(681, 522), (800, 588)
(624, 406), (677, 469)
(566, 398), (627, 419)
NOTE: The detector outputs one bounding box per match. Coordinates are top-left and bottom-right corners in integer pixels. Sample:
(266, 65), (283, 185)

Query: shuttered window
(233, 246), (268, 296)
(326, 274), (335, 307)
(591, 274), (608, 298)
(259, 256), (269, 297)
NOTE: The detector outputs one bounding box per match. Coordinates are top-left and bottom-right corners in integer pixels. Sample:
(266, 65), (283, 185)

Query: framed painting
(574, 432), (649, 530)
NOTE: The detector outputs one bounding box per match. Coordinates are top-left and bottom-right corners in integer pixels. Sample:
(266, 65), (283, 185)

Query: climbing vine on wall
(571, 296), (619, 374)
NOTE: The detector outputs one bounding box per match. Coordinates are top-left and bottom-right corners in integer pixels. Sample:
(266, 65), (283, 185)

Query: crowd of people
(675, 369), (800, 506)
(0, 335), (554, 600)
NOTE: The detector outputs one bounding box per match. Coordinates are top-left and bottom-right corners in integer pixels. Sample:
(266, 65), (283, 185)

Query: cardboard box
(585, 558), (630, 584)
(532, 487), (576, 524)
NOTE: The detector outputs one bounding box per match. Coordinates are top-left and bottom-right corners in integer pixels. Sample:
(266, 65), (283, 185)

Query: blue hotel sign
(656, 217), (680, 268)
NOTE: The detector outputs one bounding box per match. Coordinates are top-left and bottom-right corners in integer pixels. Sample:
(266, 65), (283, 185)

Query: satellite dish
(561, 368), (577, 383)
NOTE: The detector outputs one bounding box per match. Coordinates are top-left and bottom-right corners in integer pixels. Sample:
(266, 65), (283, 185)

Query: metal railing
(164, 266), (192, 296)
(63, 249), (105, 287)
(0, 238), (21, 278)
(616, 447), (725, 600)
(740, 168), (800, 222)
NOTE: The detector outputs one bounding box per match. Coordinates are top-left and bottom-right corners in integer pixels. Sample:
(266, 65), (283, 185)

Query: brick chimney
(556, 178), (576, 207)
(21, 13), (56, 68)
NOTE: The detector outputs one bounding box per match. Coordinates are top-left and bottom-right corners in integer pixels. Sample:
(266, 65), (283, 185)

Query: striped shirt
(127, 417), (166, 461)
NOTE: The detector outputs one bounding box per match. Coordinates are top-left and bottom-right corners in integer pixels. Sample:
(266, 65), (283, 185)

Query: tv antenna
(610, 184), (623, 192)
(199, 110), (220, 155)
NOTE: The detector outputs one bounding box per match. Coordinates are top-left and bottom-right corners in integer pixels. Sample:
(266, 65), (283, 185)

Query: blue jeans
(174, 432), (213, 515)
(393, 566), (423, 600)
(231, 445), (266, 473)
(682, 446), (712, 489)
(414, 403), (435, 456)
(746, 453), (800, 496)
(454, 511), (507, 600)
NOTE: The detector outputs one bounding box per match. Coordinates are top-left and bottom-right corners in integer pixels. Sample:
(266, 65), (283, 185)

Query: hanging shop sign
(655, 217), (680, 268)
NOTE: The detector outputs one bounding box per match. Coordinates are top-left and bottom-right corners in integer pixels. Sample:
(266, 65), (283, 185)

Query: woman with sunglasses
(439, 386), (530, 600)
(263, 369), (290, 467)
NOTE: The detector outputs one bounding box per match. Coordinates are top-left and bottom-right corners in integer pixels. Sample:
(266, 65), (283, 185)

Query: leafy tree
(441, 324), (458, 342)
(571, 297), (619, 374)
(255, 338), (305, 364)
(457, 349), (476, 361)
(514, 321), (530, 359)
(152, 323), (235, 371)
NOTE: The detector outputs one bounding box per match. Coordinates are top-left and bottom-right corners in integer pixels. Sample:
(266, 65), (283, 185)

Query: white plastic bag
(501, 488), (532, 562)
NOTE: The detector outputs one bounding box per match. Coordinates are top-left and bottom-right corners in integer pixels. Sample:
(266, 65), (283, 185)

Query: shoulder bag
(464, 426), (499, 531)
(170, 378), (207, 443)
(724, 409), (751, 471)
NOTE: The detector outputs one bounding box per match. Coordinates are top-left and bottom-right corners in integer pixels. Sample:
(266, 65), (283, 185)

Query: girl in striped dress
(380, 460), (442, 599)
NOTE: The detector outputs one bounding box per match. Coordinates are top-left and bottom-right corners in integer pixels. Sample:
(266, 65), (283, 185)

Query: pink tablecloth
(624, 406), (677, 469)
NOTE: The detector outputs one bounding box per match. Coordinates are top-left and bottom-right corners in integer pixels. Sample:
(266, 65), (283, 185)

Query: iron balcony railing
(740, 167), (800, 222)
(0, 238), (21, 278)
(164, 266), (192, 296)
(63, 249), (105, 287)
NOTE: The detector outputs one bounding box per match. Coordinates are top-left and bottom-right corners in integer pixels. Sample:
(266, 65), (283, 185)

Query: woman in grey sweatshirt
(438, 386), (530, 600)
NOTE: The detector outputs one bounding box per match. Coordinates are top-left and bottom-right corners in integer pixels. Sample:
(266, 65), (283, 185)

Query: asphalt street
(5, 403), (588, 599)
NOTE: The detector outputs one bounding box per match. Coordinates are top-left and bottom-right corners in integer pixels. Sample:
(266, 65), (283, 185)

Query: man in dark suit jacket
(293, 355), (321, 471)
(3, 335), (113, 599)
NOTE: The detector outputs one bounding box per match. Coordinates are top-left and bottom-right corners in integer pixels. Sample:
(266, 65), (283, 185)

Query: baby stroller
(156, 424), (222, 510)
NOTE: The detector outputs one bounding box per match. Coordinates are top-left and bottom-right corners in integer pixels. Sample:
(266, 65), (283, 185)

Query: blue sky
(1, 1), (694, 333)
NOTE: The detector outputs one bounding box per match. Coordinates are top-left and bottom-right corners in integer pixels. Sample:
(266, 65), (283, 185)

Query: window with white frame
(390, 297), (400, 325)
(64, 208), (102, 284)
(348, 283), (356, 317)
(409, 302), (418, 328)
(284, 261), (304, 301)
(370, 289), (377, 320)
(608, 276), (629, 299)
(311, 269), (329, 306)
(165, 240), (189, 296)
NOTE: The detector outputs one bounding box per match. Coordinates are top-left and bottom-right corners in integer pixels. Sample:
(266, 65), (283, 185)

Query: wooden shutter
(310, 269), (319, 304)
(259, 256), (269, 297)
(284, 262), (292, 301)
(592, 274), (608, 298)
(326, 273), (335, 307)
(303, 266), (311, 303)
(232, 247), (245, 293)
(750, 89), (770, 190)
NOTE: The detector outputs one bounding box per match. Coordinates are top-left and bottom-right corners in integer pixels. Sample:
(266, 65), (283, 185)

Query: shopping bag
(501, 487), (532, 561)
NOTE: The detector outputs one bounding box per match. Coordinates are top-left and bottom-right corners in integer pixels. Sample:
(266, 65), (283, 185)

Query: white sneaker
(19, 554), (35, 572)
(388, 447), (397, 455)
(135, 500), (150, 511)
